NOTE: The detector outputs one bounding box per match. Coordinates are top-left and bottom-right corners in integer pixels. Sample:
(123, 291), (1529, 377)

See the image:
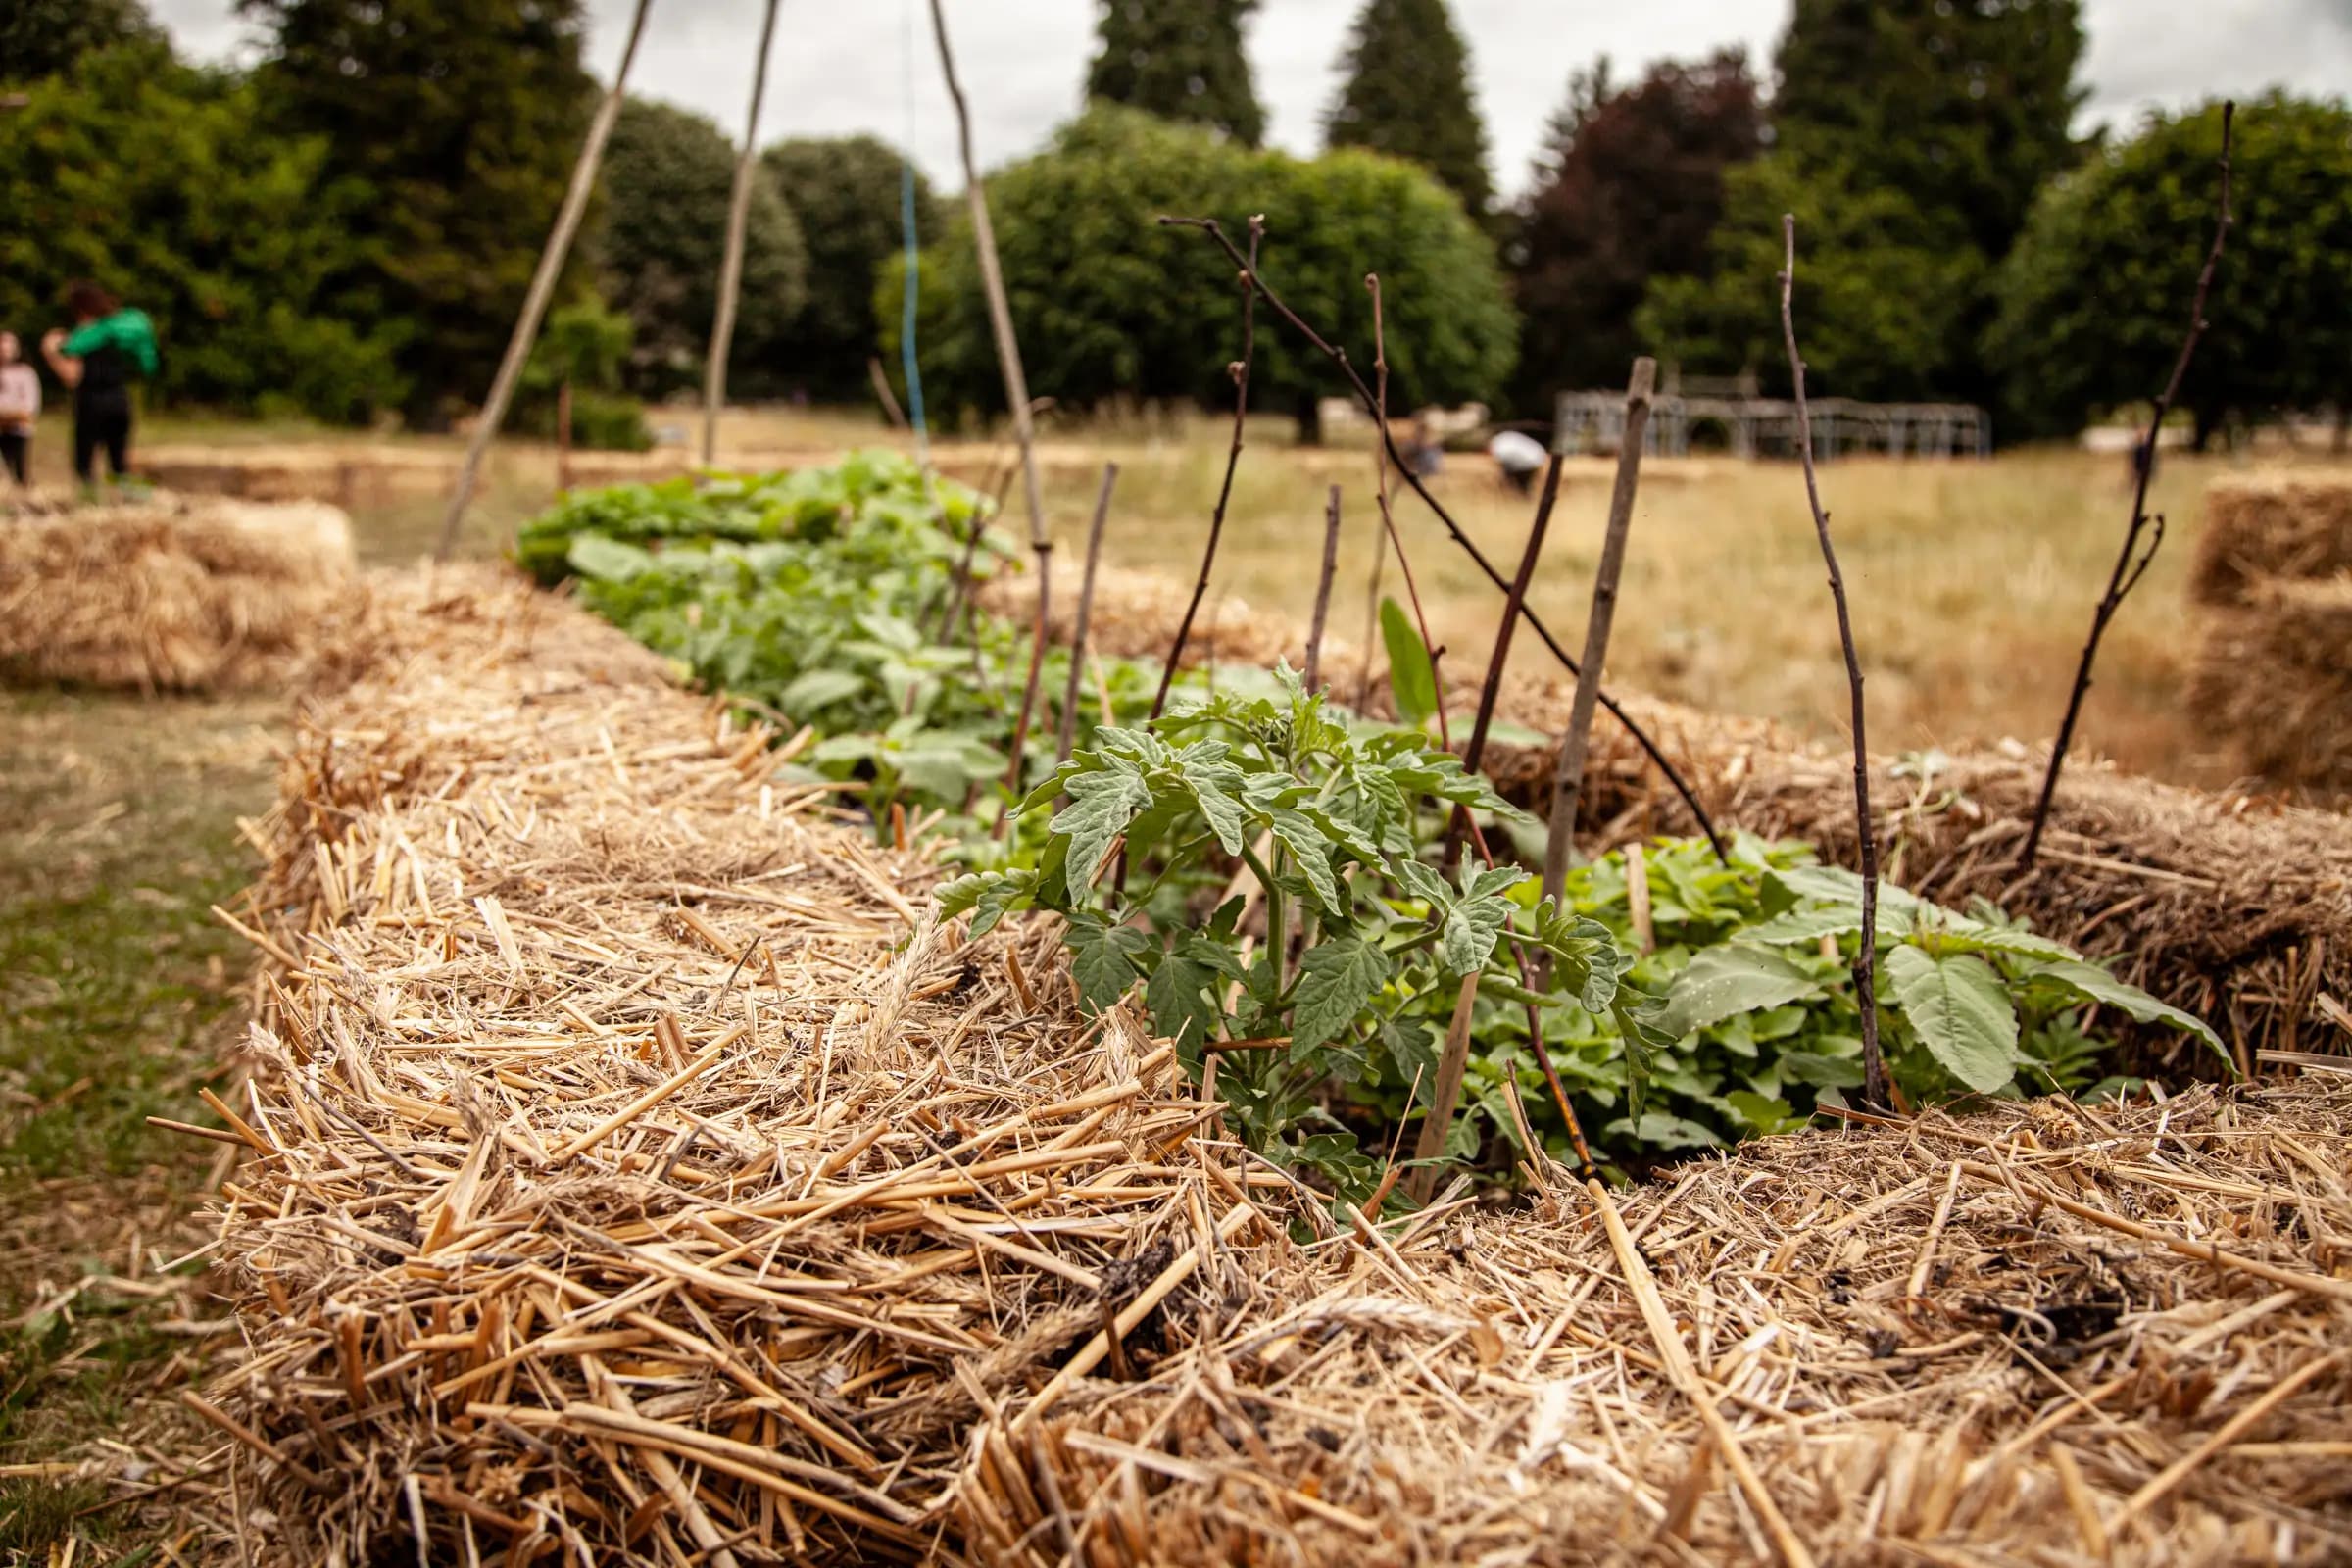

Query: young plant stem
(932, 0), (1050, 806)
(1151, 218), (1263, 721)
(1365, 274), (1448, 749)
(1303, 484), (1342, 692)
(1158, 215), (1726, 861)
(1458, 455), (1564, 805)
(701, 0), (783, 468)
(435, 0), (652, 561)
(1056, 464), (1119, 763)
(2022, 102), (2234, 872)
(1780, 220), (1886, 1110)
(1541, 358), (1655, 906)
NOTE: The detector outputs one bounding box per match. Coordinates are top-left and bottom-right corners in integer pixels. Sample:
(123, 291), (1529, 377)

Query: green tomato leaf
(1054, 765), (1152, 902)
(1885, 945), (2020, 1094)
(1065, 917), (1152, 1014)
(1440, 893), (1512, 977)
(1659, 946), (1822, 1038)
(1266, 809), (1344, 915)
(1288, 935), (1394, 1054)
(1145, 946), (1224, 1051)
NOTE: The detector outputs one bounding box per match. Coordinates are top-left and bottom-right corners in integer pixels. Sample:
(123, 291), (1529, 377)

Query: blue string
(899, 0), (929, 464)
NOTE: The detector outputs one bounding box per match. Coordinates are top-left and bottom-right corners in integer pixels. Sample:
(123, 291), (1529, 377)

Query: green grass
(0, 689), (279, 1557)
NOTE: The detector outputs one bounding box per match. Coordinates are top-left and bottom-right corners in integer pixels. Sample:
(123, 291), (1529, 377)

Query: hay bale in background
(2189, 470), (2352, 606)
(0, 493), (357, 692)
(977, 562), (1310, 672)
(2192, 574), (2352, 793)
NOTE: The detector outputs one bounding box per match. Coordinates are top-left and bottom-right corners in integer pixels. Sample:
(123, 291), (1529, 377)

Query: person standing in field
(1488, 428), (1547, 495)
(0, 332), (38, 486)
(41, 281), (157, 497)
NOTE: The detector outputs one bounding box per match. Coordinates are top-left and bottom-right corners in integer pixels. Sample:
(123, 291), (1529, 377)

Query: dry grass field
(13, 401), (2326, 788)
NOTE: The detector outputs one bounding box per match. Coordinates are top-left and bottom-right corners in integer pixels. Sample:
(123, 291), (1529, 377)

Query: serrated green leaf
(1145, 947), (1224, 1051)
(1379, 597), (1438, 726)
(1440, 893), (1512, 976)
(1176, 749), (1249, 855)
(1659, 946), (1822, 1037)
(1054, 766), (1152, 901)
(1885, 945), (2020, 1094)
(1289, 935), (1393, 1054)
(1065, 918), (1152, 1013)
(934, 869), (1035, 937)
(2027, 959), (2229, 1065)
(1266, 809), (1344, 915)
(1394, 858), (1450, 906)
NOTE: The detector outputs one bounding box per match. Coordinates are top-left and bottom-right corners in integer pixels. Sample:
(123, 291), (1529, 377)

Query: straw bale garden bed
(142, 452), (2350, 1567)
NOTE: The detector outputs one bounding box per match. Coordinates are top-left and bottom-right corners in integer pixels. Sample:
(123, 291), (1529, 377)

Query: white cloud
(147, 0), (2350, 201)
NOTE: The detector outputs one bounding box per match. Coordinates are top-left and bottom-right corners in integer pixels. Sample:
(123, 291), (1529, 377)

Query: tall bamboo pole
(435, 0), (656, 563)
(702, 0), (785, 468)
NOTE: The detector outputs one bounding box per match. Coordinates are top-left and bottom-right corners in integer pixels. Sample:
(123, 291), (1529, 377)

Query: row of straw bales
(2188, 471), (2352, 795)
(0, 489), (359, 692)
(201, 567), (2352, 1565)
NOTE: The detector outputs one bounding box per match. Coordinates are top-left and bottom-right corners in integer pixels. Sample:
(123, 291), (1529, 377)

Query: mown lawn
(0, 688), (280, 1558)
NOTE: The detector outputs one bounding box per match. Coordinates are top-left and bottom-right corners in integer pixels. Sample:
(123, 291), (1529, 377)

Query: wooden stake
(1405, 972), (1483, 1204)
(701, 0), (785, 469)
(1303, 484), (1343, 692)
(435, 0), (655, 562)
(1057, 463), (1119, 763)
(1542, 358), (1655, 907)
(930, 0), (1051, 798)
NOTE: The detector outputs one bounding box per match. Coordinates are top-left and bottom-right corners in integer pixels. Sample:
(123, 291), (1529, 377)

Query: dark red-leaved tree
(1507, 50), (1763, 412)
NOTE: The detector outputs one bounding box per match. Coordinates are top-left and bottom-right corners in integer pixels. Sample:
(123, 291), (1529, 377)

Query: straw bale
(978, 563), (1311, 672)
(0, 493), (358, 692)
(2190, 470), (2352, 607)
(202, 572), (2352, 1565)
(2191, 575), (2352, 793)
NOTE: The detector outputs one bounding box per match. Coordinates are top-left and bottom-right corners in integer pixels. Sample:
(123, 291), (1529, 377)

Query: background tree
(760, 135), (943, 402)
(1085, 0), (1263, 147)
(0, 46), (403, 421)
(594, 97), (808, 398)
(1324, 0), (1493, 220)
(0, 0), (163, 82)
(1642, 0), (2085, 409)
(883, 105), (1514, 442)
(1989, 95), (2352, 448)
(239, 0), (597, 428)
(1508, 49), (1762, 412)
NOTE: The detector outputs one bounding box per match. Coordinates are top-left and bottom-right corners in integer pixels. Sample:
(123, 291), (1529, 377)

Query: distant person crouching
(41, 281), (157, 498)
(0, 331), (37, 486)
(1489, 429), (1547, 496)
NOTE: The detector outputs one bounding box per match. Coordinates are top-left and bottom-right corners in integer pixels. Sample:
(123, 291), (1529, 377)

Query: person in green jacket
(41, 281), (157, 496)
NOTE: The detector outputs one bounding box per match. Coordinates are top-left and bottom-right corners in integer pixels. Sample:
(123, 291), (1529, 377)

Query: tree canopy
(760, 136), (944, 402)
(1640, 0), (2086, 408)
(0, 0), (163, 83)
(883, 105), (1514, 439)
(0, 47), (402, 420)
(239, 0), (596, 427)
(594, 97), (808, 399)
(1324, 0), (1494, 220)
(1509, 50), (1762, 409)
(1989, 95), (2352, 447)
(1085, 0), (1263, 147)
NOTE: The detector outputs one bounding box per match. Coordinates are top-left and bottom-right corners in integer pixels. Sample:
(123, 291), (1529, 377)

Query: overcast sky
(151, 0), (2352, 202)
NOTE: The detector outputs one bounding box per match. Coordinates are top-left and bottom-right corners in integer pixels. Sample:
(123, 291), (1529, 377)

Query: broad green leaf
(1054, 766), (1152, 901)
(2028, 959), (2229, 1065)
(566, 532), (654, 582)
(1145, 948), (1224, 1051)
(1741, 906), (1866, 946)
(1659, 946), (1822, 1038)
(1379, 597), (1438, 726)
(1177, 749), (1249, 855)
(1885, 945), (2020, 1094)
(934, 869), (1035, 937)
(1065, 918), (1152, 1013)
(1613, 992), (1677, 1123)
(1266, 809), (1344, 915)
(1915, 919), (2079, 964)
(778, 668), (867, 712)
(1440, 894), (1511, 977)
(1726, 1091), (1804, 1135)
(1393, 858), (1450, 907)
(1289, 936), (1394, 1054)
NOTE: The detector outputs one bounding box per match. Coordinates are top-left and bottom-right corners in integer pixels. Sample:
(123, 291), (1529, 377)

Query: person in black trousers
(41, 281), (157, 496)
(0, 331), (37, 486)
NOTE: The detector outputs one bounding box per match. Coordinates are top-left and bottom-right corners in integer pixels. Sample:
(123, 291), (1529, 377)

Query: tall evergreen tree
(0, 0), (163, 83)
(1775, 0), (2085, 259)
(1324, 0), (1493, 219)
(238, 0), (597, 427)
(1509, 50), (1763, 409)
(1086, 0), (1262, 147)
(760, 136), (944, 401)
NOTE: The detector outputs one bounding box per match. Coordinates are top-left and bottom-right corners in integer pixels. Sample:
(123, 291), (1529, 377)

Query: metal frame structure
(1554, 388), (1990, 461)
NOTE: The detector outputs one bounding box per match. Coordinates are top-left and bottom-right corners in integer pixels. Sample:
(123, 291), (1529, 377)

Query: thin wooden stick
(701, 0), (784, 469)
(1405, 974), (1483, 1204)
(1157, 215), (1727, 861)
(1151, 216), (1262, 720)
(867, 356), (909, 429)
(436, 0), (654, 562)
(1365, 273), (1448, 749)
(932, 0), (1050, 799)
(1542, 358), (1655, 906)
(2023, 102), (2233, 870)
(1056, 463), (1119, 763)
(1780, 222), (1886, 1109)
(1303, 484), (1343, 691)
